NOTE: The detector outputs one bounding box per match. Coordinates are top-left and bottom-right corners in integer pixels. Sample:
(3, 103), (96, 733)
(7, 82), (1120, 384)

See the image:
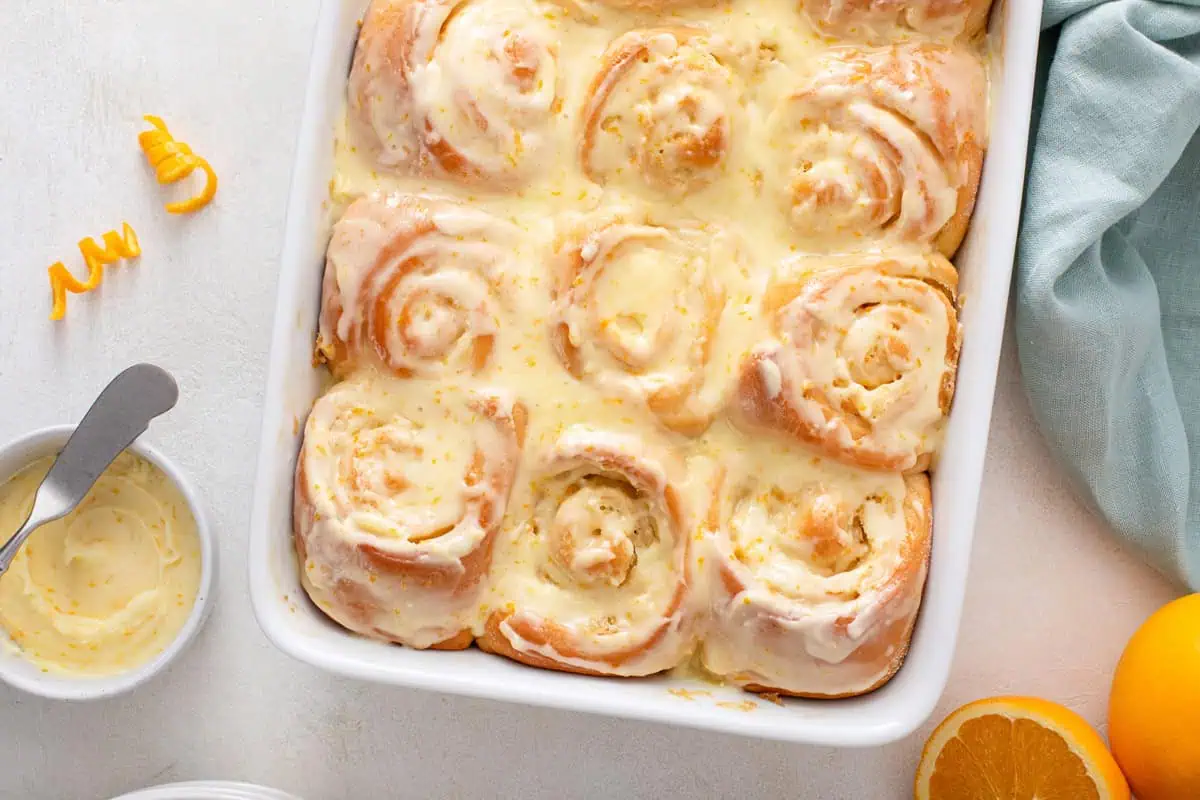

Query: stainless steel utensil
(0, 364), (179, 575)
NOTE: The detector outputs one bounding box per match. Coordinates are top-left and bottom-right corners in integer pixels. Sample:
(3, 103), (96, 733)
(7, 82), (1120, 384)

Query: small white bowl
(0, 424), (216, 700)
(108, 781), (301, 800)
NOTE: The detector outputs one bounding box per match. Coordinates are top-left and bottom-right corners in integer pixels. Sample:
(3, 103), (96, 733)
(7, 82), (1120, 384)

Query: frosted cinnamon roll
(347, 0), (561, 185)
(480, 429), (693, 676)
(701, 455), (932, 698)
(549, 209), (731, 435)
(768, 43), (986, 256)
(294, 378), (525, 649)
(580, 27), (738, 197)
(587, 0), (717, 7)
(734, 253), (959, 472)
(317, 194), (519, 379)
(801, 0), (993, 43)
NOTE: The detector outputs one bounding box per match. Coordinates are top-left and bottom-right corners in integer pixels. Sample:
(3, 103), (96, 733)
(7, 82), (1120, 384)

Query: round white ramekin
(108, 781), (301, 800)
(0, 424), (217, 700)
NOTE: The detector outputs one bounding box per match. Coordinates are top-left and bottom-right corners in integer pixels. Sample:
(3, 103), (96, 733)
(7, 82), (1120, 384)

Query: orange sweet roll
(544, 0), (711, 21)
(294, 376), (526, 649)
(699, 443), (932, 697)
(580, 27), (739, 198)
(733, 252), (960, 473)
(580, 0), (720, 9)
(316, 193), (522, 379)
(548, 208), (739, 436)
(347, 0), (562, 186)
(47, 223), (141, 320)
(767, 43), (987, 257)
(138, 116), (218, 214)
(800, 0), (994, 43)
(479, 428), (695, 676)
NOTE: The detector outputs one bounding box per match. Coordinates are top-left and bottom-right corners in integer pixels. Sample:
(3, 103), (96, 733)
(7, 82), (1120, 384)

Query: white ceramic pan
(249, 0), (1043, 746)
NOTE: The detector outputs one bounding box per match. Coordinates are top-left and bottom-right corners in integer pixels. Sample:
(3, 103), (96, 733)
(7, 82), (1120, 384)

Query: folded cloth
(1016, 0), (1200, 588)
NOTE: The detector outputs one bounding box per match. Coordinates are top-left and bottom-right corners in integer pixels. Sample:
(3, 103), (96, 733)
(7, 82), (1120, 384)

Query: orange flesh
(929, 715), (1102, 800)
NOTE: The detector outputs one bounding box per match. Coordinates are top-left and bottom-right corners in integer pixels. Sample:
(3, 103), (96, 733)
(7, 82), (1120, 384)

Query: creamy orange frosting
(549, 206), (750, 435)
(735, 252), (961, 472)
(767, 43), (987, 256)
(0, 453), (202, 676)
(481, 428), (693, 675)
(698, 433), (932, 695)
(306, 0), (991, 694)
(317, 194), (522, 379)
(295, 377), (524, 648)
(580, 27), (739, 197)
(800, 0), (993, 43)
(348, 0), (562, 184)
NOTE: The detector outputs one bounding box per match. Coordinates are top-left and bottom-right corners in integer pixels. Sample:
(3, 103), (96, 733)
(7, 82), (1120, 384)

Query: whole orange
(1108, 593), (1200, 799)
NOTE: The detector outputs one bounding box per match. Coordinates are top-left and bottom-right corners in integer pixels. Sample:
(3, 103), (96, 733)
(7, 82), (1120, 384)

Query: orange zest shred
(48, 223), (141, 320)
(137, 115), (218, 214)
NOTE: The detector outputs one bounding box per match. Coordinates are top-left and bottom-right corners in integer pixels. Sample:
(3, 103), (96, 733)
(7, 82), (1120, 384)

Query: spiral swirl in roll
(479, 429), (693, 675)
(317, 194), (519, 379)
(768, 43), (986, 256)
(734, 252), (959, 472)
(549, 210), (730, 435)
(294, 377), (525, 649)
(347, 0), (561, 185)
(580, 27), (737, 197)
(801, 0), (993, 43)
(701, 453), (931, 697)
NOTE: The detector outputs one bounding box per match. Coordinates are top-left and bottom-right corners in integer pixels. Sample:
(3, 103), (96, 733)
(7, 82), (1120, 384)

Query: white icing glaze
(319, 194), (522, 378)
(698, 429), (930, 695)
(308, 0), (990, 694)
(550, 208), (755, 434)
(739, 252), (960, 471)
(295, 376), (521, 648)
(580, 27), (739, 197)
(758, 357), (782, 400)
(348, 0), (563, 183)
(485, 427), (694, 675)
(800, 0), (993, 43)
(766, 43), (987, 253)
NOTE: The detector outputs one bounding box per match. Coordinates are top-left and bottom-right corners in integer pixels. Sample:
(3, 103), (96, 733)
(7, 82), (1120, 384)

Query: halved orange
(915, 696), (1130, 800)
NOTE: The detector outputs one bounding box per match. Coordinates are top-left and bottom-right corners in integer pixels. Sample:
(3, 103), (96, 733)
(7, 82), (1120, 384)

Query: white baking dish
(249, 0), (1042, 746)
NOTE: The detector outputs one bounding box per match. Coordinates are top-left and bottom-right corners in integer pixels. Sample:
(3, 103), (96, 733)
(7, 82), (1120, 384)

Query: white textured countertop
(0, 2), (1180, 798)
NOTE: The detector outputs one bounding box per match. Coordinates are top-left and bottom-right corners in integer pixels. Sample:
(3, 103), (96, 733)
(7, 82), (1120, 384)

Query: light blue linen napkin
(1015, 0), (1200, 588)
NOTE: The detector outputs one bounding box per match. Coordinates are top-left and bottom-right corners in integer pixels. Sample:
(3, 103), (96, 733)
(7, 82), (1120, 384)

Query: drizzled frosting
(767, 43), (987, 256)
(736, 252), (960, 472)
(295, 377), (523, 648)
(700, 438), (931, 696)
(550, 208), (744, 435)
(348, 0), (562, 184)
(481, 428), (693, 675)
(318, 194), (521, 379)
(581, 27), (739, 197)
(801, 0), (993, 43)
